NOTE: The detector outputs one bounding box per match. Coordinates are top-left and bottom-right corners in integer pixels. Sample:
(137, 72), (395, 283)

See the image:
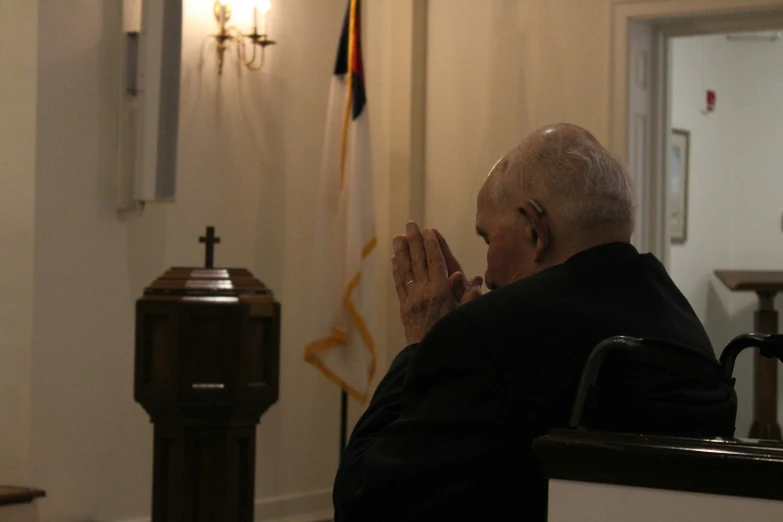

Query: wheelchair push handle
(720, 333), (783, 381)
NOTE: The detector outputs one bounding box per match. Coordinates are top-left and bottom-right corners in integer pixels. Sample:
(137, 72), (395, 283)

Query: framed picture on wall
(669, 129), (690, 244)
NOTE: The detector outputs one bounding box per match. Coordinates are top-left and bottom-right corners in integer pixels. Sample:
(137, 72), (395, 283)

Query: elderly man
(333, 124), (733, 521)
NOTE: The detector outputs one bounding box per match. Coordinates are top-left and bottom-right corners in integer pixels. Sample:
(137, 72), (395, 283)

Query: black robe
(333, 242), (734, 521)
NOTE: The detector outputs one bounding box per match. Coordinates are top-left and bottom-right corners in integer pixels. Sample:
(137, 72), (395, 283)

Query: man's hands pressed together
(392, 222), (483, 345)
(434, 229), (484, 306)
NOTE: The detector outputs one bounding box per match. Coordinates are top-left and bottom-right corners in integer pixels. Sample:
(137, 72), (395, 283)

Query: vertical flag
(304, 0), (376, 403)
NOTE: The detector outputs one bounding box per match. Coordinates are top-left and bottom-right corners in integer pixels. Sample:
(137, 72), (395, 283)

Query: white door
(628, 20), (669, 263)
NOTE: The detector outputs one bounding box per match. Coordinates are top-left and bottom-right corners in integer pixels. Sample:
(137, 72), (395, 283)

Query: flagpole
(340, 389), (348, 455)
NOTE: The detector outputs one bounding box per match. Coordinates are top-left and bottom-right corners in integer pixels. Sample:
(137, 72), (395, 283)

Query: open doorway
(667, 30), (783, 436)
(667, 32), (783, 326)
(624, 4), (783, 437)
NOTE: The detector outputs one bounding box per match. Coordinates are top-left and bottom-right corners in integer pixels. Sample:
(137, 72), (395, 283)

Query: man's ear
(518, 200), (551, 262)
(532, 223), (550, 262)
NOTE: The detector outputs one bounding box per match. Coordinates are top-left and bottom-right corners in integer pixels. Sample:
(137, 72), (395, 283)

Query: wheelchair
(568, 333), (783, 438)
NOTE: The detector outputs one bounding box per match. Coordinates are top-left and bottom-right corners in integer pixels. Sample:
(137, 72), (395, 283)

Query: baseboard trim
(109, 488), (333, 522)
(255, 488), (333, 521)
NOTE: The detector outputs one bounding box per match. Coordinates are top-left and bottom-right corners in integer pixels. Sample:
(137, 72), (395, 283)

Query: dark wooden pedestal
(152, 423), (257, 522)
(135, 259), (280, 522)
(715, 270), (783, 440)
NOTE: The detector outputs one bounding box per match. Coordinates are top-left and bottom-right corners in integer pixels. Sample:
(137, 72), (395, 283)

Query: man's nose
(484, 270), (496, 291)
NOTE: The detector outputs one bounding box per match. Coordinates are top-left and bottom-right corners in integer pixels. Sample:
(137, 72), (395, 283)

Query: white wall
(24, 1), (398, 521)
(0, 0), (37, 486)
(30, 3), (154, 520)
(0, 503), (40, 522)
(669, 34), (783, 435)
(729, 36), (783, 282)
(668, 35), (737, 345)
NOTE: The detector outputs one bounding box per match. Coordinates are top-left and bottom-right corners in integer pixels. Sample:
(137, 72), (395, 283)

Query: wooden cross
(198, 226), (221, 268)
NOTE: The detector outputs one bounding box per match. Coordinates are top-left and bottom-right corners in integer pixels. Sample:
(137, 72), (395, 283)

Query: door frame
(611, 0), (783, 263)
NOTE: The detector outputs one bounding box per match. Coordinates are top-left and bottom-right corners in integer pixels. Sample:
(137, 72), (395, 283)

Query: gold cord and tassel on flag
(304, 0), (377, 404)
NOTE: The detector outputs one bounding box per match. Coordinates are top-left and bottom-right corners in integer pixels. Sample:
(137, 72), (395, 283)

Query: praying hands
(391, 221), (483, 344)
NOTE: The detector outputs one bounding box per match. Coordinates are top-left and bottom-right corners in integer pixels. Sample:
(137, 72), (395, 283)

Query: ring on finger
(404, 279), (415, 289)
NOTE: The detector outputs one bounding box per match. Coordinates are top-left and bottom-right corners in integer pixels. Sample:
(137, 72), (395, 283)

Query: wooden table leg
(749, 292), (782, 440)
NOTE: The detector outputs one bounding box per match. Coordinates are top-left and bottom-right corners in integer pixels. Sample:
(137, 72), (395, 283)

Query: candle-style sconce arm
(239, 31), (276, 71)
(212, 1), (275, 75)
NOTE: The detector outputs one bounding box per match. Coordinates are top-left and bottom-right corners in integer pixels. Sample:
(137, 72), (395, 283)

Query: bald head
(486, 123), (635, 237)
(474, 124), (635, 287)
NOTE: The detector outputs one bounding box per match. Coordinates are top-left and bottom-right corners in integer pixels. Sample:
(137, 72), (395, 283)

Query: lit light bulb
(257, 0), (271, 15)
(253, 0), (271, 34)
(215, 0), (229, 27)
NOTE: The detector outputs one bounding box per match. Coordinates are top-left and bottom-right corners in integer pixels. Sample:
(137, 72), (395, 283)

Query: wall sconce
(213, 0), (275, 75)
